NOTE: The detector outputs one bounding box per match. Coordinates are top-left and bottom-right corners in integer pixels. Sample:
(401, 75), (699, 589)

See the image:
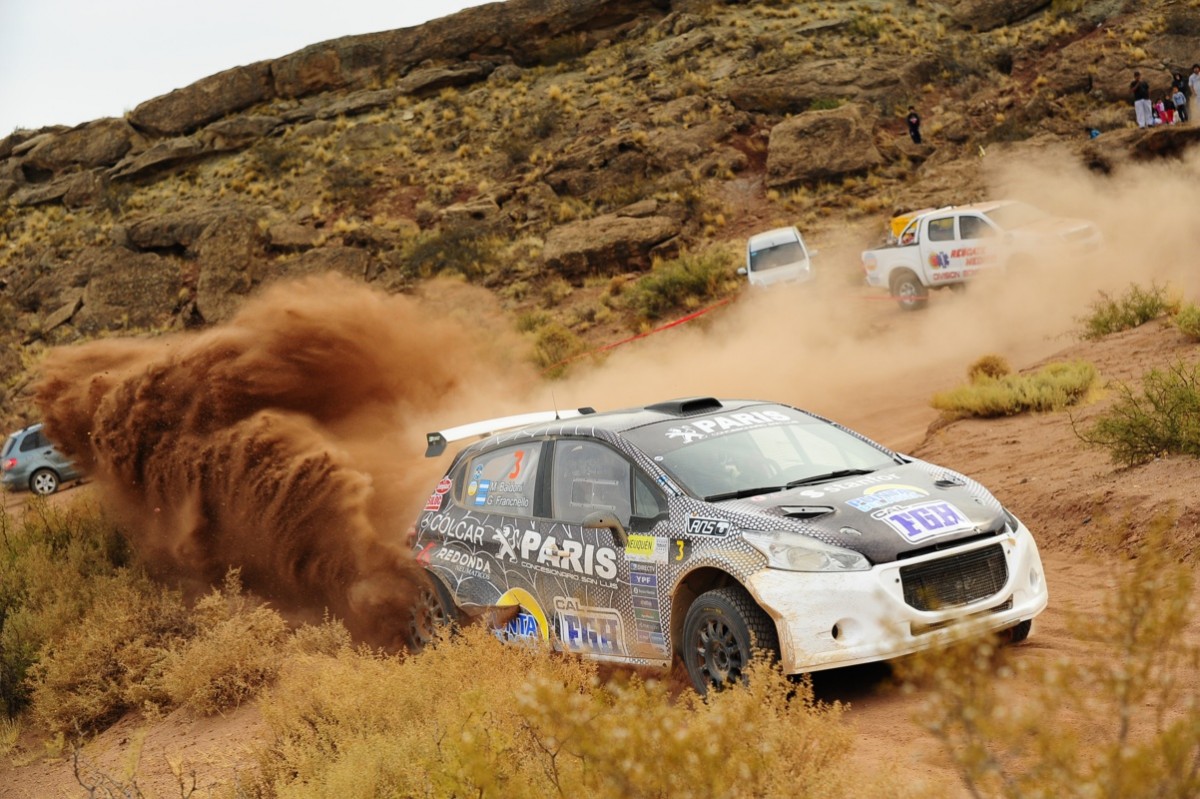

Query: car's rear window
(1, 434), (16, 458)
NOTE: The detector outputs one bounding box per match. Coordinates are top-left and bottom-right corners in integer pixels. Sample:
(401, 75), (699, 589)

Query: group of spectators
(1130, 65), (1200, 128)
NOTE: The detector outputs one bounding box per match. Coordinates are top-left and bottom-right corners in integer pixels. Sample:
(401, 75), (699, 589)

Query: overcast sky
(0, 0), (492, 135)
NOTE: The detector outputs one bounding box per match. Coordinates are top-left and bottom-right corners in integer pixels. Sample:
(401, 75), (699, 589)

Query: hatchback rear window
(1, 434), (15, 458)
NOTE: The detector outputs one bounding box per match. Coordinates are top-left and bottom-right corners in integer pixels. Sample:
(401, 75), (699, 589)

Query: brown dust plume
(34, 274), (533, 647)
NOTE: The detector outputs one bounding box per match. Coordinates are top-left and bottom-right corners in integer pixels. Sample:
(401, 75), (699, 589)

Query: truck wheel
(1001, 619), (1032, 644)
(890, 270), (929, 311)
(682, 586), (778, 696)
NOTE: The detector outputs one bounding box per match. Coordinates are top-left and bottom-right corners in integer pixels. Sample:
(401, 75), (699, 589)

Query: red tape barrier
(542, 297), (734, 374)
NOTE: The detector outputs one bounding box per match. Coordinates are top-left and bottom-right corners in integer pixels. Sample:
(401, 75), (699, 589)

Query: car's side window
(463, 442), (542, 518)
(19, 430), (45, 452)
(550, 440), (633, 526)
(927, 217), (956, 242)
(632, 472), (668, 531)
(959, 215), (994, 239)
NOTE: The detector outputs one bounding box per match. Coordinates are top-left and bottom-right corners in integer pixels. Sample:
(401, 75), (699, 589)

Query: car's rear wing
(425, 407), (595, 457)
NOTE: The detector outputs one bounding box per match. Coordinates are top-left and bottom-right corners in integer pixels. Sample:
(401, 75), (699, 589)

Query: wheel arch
(670, 566), (758, 657)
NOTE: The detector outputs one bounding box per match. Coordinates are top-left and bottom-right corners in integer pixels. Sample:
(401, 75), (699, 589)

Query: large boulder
(19, 118), (136, 173)
(765, 104), (883, 188)
(127, 206), (242, 251)
(728, 57), (926, 115)
(194, 215), (265, 323)
(74, 248), (182, 334)
(543, 213), (679, 280)
(271, 0), (668, 96)
(948, 0), (1051, 31)
(108, 137), (210, 180)
(128, 62), (274, 137)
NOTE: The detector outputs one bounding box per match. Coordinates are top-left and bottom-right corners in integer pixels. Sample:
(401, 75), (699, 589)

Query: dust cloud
(35, 274), (536, 646)
(31, 146), (1197, 643)
(556, 145), (1200, 449)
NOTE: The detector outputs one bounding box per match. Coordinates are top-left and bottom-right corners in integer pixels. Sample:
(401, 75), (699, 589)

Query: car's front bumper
(745, 524), (1048, 674)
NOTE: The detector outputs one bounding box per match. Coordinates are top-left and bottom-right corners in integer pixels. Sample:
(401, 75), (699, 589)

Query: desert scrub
(896, 514), (1199, 798)
(249, 625), (862, 799)
(622, 249), (737, 324)
(159, 571), (288, 715)
(932, 360), (1097, 418)
(1079, 360), (1200, 466)
(531, 321), (586, 376)
(1171, 302), (1200, 340)
(0, 497), (137, 718)
(1079, 282), (1179, 340)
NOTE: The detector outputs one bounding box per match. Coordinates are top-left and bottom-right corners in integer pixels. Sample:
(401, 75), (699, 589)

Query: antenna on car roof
(551, 388), (560, 420)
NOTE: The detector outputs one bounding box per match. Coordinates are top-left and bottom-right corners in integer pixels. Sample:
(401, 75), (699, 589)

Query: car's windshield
(983, 201), (1046, 230)
(749, 241), (808, 272)
(624, 406), (896, 500)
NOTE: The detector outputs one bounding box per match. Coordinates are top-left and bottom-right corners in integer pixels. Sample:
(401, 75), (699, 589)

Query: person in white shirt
(1190, 65), (1200, 124)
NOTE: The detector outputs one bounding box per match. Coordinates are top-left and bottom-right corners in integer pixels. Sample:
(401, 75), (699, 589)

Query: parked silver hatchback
(1, 423), (82, 495)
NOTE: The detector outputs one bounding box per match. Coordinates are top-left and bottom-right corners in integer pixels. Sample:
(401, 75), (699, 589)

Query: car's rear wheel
(890, 269), (929, 311)
(29, 468), (60, 495)
(682, 586), (778, 695)
(408, 575), (456, 650)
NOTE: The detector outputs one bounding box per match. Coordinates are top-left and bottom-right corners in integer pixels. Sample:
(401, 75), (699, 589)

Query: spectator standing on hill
(906, 107), (922, 144)
(1131, 71), (1152, 128)
(1190, 65), (1200, 122)
(1173, 86), (1189, 123)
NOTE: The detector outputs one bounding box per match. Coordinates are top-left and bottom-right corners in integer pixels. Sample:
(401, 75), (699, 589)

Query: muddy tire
(682, 585), (778, 695)
(29, 468), (60, 496)
(890, 269), (929, 311)
(408, 575), (456, 650)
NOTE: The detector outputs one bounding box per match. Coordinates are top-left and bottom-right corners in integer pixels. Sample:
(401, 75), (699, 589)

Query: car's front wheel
(682, 586), (778, 695)
(29, 468), (60, 496)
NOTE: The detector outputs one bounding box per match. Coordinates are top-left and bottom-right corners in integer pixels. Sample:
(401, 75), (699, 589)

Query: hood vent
(780, 505), (836, 519)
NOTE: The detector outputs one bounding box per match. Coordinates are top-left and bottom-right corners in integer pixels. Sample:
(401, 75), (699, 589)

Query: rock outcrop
(765, 104), (883, 188)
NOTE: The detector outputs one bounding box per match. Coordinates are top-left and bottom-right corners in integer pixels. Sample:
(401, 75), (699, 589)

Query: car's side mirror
(583, 511), (629, 547)
(736, 267), (748, 276)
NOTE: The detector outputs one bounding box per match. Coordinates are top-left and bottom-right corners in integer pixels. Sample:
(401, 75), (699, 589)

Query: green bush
(1080, 360), (1200, 466)
(531, 322), (586, 376)
(1171, 302), (1200, 340)
(932, 360), (1097, 417)
(1079, 283), (1179, 340)
(622, 250), (736, 324)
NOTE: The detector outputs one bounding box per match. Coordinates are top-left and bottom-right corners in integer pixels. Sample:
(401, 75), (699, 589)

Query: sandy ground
(2, 285), (1198, 798)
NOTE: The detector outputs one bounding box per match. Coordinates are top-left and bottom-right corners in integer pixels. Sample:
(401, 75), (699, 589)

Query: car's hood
(719, 461), (1007, 564)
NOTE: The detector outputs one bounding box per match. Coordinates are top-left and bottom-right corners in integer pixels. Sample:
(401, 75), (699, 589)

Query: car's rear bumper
(745, 524), (1048, 674)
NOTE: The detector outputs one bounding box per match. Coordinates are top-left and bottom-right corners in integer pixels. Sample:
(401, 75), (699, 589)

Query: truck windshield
(750, 241), (807, 272)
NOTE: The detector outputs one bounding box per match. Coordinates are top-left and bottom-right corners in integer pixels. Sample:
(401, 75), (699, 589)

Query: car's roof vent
(644, 397), (724, 417)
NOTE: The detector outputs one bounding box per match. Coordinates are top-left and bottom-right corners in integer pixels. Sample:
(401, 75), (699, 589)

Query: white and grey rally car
(410, 397), (1048, 694)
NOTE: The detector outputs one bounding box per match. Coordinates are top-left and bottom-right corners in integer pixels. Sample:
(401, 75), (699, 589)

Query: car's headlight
(743, 530), (870, 572)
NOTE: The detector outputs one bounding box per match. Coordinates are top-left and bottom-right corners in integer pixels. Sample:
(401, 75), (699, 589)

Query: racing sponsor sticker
(625, 534), (668, 564)
(494, 588), (548, 642)
(883, 500), (975, 543)
(845, 484), (927, 512)
(424, 476), (454, 511)
(553, 597), (625, 655)
(795, 472), (902, 499)
(686, 517), (732, 536)
(663, 410), (794, 444)
(628, 562), (667, 652)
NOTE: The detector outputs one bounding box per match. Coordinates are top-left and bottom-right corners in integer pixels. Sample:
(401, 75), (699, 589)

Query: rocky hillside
(1, 0), (1198, 428)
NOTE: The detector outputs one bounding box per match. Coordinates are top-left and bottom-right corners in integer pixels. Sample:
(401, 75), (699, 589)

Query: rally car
(411, 397), (1048, 694)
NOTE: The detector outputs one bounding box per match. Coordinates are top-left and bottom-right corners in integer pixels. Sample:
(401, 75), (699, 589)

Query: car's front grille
(900, 544), (1007, 611)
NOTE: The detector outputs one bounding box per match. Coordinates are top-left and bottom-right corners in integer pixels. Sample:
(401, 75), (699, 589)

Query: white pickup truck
(861, 200), (1101, 310)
